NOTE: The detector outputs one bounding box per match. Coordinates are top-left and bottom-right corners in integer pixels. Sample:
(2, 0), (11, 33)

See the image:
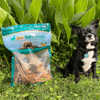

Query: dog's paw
(93, 76), (100, 81)
(74, 77), (80, 83)
(63, 75), (67, 78)
(63, 73), (69, 78)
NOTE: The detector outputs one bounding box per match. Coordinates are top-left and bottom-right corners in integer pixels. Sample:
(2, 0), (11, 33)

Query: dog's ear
(91, 20), (100, 29)
(71, 25), (81, 35)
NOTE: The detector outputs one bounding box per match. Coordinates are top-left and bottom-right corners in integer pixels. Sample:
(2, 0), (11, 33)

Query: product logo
(11, 35), (44, 41)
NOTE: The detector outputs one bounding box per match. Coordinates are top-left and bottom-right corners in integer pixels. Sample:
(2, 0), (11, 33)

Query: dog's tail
(55, 64), (65, 73)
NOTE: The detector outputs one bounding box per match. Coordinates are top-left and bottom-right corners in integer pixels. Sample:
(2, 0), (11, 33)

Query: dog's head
(23, 41), (32, 48)
(71, 20), (99, 43)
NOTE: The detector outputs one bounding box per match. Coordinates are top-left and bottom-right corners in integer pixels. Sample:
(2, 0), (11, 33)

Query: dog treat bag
(1, 23), (52, 87)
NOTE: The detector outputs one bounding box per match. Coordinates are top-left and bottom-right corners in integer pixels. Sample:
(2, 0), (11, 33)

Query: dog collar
(78, 47), (95, 58)
(79, 47), (95, 52)
(79, 47), (95, 53)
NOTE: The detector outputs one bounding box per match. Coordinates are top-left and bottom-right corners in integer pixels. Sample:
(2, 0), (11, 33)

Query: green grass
(1, 52), (100, 100)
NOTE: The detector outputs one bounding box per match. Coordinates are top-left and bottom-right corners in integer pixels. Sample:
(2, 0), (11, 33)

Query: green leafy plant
(0, 0), (100, 46)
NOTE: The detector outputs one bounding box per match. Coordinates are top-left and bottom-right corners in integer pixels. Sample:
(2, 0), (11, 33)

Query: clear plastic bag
(13, 49), (52, 84)
(1, 23), (52, 86)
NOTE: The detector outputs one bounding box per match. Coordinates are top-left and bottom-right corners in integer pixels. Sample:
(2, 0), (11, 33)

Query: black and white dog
(55, 20), (100, 83)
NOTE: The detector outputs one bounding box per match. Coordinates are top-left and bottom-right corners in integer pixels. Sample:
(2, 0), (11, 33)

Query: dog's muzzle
(85, 33), (95, 42)
(87, 34), (92, 38)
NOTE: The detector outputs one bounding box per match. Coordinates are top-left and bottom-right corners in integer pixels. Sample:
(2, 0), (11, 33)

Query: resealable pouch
(1, 23), (52, 87)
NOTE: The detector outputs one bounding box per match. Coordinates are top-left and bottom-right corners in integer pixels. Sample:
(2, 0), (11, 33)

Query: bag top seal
(1, 23), (51, 36)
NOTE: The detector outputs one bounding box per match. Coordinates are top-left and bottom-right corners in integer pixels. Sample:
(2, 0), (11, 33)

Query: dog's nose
(87, 34), (92, 38)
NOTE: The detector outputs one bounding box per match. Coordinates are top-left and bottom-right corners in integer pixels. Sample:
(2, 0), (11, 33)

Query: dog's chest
(86, 43), (95, 49)
(81, 43), (96, 72)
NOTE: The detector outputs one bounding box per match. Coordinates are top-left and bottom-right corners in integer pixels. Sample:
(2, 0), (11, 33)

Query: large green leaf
(70, 12), (85, 23)
(51, 32), (58, 43)
(75, 0), (88, 13)
(63, 15), (71, 44)
(8, 14), (18, 25)
(55, 7), (63, 24)
(95, 9), (100, 20)
(61, 0), (71, 10)
(50, 0), (61, 9)
(30, 0), (42, 23)
(21, 11), (32, 24)
(95, 0), (100, 20)
(67, 0), (74, 22)
(0, 7), (17, 27)
(88, 0), (93, 8)
(88, 0), (95, 8)
(55, 22), (61, 45)
(11, 0), (23, 23)
(26, 17), (34, 24)
(47, 4), (55, 21)
(16, 0), (20, 2)
(0, 7), (7, 27)
(21, 0), (26, 15)
(81, 6), (95, 27)
(92, 0), (96, 6)
(81, 6), (96, 27)
(62, 7), (68, 22)
(38, 10), (44, 23)
(3, 13), (17, 27)
(0, 0), (10, 13)
(0, 32), (3, 45)
(97, 0), (100, 11)
(2, 14), (11, 27)
(25, 0), (32, 11)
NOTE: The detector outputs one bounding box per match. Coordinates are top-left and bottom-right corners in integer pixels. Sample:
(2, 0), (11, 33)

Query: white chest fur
(81, 43), (96, 72)
(86, 43), (95, 49)
(82, 51), (96, 72)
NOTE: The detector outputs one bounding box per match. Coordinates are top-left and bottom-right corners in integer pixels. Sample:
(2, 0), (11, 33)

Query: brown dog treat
(25, 69), (32, 74)
(39, 73), (52, 79)
(14, 72), (20, 82)
(14, 49), (52, 84)
(19, 75), (26, 83)
(35, 77), (52, 83)
(14, 52), (43, 71)
(14, 62), (52, 84)
(16, 64), (27, 79)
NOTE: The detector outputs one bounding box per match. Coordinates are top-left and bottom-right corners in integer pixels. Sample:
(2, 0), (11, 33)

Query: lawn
(1, 51), (100, 100)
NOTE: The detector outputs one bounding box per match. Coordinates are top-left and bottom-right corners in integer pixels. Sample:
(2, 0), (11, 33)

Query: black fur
(56, 20), (100, 83)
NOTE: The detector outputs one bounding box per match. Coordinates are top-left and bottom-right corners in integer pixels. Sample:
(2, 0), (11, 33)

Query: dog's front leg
(74, 62), (80, 83)
(91, 62), (99, 79)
